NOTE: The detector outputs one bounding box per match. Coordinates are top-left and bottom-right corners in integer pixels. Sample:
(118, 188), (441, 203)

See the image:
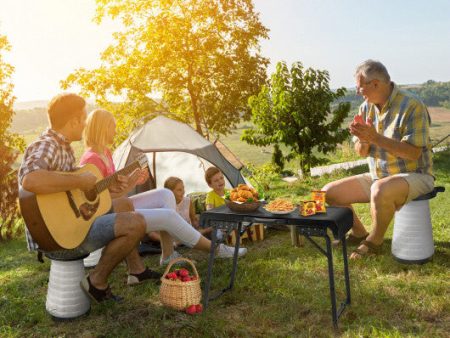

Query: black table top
(200, 205), (353, 239)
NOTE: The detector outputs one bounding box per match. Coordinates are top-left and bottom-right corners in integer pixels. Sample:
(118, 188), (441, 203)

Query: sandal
(80, 275), (123, 303)
(346, 233), (369, 245)
(331, 233), (369, 247)
(351, 240), (383, 258)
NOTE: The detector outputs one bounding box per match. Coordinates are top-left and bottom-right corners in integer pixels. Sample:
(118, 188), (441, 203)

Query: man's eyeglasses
(356, 79), (374, 92)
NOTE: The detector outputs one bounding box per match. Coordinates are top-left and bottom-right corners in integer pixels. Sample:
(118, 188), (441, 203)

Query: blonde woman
(80, 109), (247, 267)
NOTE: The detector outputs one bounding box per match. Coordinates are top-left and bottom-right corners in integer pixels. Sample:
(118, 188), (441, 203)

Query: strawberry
(178, 269), (189, 277)
(166, 272), (178, 280)
(195, 304), (203, 313)
(182, 276), (191, 282)
(185, 304), (197, 315)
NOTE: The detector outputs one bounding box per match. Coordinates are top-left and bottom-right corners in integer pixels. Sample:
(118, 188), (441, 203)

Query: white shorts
(356, 173), (434, 204)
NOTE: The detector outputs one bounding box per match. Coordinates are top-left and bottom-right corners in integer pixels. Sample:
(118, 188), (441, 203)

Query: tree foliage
(242, 61), (351, 176)
(271, 143), (284, 172)
(409, 80), (450, 108)
(0, 34), (25, 240)
(62, 0), (269, 139)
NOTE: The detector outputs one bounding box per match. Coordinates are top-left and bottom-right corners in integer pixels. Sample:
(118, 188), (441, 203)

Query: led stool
(392, 186), (445, 264)
(45, 253), (90, 320)
(83, 248), (103, 268)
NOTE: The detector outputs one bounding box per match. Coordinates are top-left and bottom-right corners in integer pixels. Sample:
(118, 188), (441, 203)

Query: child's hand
(136, 168), (149, 185)
(110, 174), (129, 194)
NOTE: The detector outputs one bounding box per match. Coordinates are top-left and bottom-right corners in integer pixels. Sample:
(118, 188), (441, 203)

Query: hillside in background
(10, 107), (48, 134)
(13, 100), (48, 110)
(10, 103), (97, 134)
(10, 80), (449, 141)
(340, 80), (450, 112)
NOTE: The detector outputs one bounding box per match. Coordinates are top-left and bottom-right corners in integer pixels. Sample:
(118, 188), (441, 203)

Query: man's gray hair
(355, 59), (390, 83)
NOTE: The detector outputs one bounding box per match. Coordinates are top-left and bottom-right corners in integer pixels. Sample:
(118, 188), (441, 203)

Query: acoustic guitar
(19, 154), (148, 251)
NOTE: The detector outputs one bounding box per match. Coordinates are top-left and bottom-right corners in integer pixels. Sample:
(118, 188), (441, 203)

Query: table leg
(203, 221), (217, 310)
(324, 235), (339, 328)
(203, 221), (243, 307)
(341, 236), (351, 305)
(228, 222), (242, 290)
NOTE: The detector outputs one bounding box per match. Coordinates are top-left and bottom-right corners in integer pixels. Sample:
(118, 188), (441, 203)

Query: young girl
(80, 109), (246, 265)
(164, 177), (211, 236)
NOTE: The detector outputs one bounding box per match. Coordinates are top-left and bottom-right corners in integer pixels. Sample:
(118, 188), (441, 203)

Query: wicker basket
(159, 257), (202, 310)
(226, 200), (261, 212)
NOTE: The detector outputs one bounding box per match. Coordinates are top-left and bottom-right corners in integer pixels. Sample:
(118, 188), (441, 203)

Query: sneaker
(216, 244), (247, 258)
(127, 267), (163, 285)
(80, 275), (123, 303)
(216, 229), (224, 241)
(159, 250), (183, 266)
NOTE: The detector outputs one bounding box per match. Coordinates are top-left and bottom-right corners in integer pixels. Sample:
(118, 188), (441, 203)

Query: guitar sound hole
(84, 189), (98, 202)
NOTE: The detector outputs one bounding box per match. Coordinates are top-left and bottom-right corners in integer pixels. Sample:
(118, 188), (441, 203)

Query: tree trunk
(187, 65), (203, 136)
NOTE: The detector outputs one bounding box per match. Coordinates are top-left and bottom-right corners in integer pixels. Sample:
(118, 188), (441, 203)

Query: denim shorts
(45, 213), (116, 260)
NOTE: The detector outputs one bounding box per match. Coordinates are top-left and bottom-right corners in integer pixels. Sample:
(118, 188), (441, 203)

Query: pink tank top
(79, 148), (115, 178)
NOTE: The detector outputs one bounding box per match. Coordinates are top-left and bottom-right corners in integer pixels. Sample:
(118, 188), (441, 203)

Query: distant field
(11, 106), (450, 170)
(428, 107), (450, 145)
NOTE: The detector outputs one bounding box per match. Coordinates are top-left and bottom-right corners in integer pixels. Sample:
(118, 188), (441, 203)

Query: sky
(1, 0), (450, 103)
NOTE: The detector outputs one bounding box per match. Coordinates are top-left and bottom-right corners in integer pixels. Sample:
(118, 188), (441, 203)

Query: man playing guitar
(19, 93), (152, 303)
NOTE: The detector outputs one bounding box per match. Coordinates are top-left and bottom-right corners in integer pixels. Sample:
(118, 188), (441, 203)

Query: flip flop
(351, 240), (383, 258)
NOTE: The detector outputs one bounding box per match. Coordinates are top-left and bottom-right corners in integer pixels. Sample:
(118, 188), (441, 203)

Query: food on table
(229, 184), (259, 203)
(265, 199), (294, 212)
(311, 190), (327, 213)
(300, 200), (316, 216)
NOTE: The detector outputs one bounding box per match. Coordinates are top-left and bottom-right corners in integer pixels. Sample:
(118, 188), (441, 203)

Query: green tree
(271, 143), (284, 173)
(0, 34), (25, 240)
(242, 61), (351, 176)
(62, 0), (269, 138)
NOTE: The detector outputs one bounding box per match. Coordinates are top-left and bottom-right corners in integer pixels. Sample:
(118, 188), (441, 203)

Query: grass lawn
(1, 150), (449, 337)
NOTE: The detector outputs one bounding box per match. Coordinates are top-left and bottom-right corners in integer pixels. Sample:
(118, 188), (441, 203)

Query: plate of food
(225, 184), (262, 212)
(264, 199), (295, 214)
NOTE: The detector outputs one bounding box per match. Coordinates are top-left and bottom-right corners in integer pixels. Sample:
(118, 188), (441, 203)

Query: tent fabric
(214, 139), (244, 170)
(112, 115), (245, 194)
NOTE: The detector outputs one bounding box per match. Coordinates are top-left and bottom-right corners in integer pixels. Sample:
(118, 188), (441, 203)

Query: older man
(323, 60), (434, 259)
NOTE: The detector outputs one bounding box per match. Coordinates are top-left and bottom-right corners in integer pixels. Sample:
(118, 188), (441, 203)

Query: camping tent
(112, 115), (245, 194)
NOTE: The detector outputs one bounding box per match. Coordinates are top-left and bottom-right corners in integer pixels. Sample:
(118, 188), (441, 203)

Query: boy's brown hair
(48, 93), (86, 129)
(205, 166), (221, 185)
(164, 176), (183, 191)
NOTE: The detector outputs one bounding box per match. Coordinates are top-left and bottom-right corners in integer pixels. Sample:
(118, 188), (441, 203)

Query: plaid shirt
(359, 83), (433, 179)
(19, 128), (76, 251)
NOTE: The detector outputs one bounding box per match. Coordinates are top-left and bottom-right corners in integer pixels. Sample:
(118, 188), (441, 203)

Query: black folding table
(200, 205), (353, 328)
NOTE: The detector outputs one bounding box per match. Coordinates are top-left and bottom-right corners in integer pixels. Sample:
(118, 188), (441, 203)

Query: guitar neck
(95, 161), (141, 193)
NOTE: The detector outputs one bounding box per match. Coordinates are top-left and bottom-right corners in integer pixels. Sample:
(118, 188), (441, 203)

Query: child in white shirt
(164, 176), (211, 237)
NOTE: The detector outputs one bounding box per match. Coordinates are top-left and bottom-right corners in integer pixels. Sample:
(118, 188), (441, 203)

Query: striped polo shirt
(359, 83), (433, 179)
